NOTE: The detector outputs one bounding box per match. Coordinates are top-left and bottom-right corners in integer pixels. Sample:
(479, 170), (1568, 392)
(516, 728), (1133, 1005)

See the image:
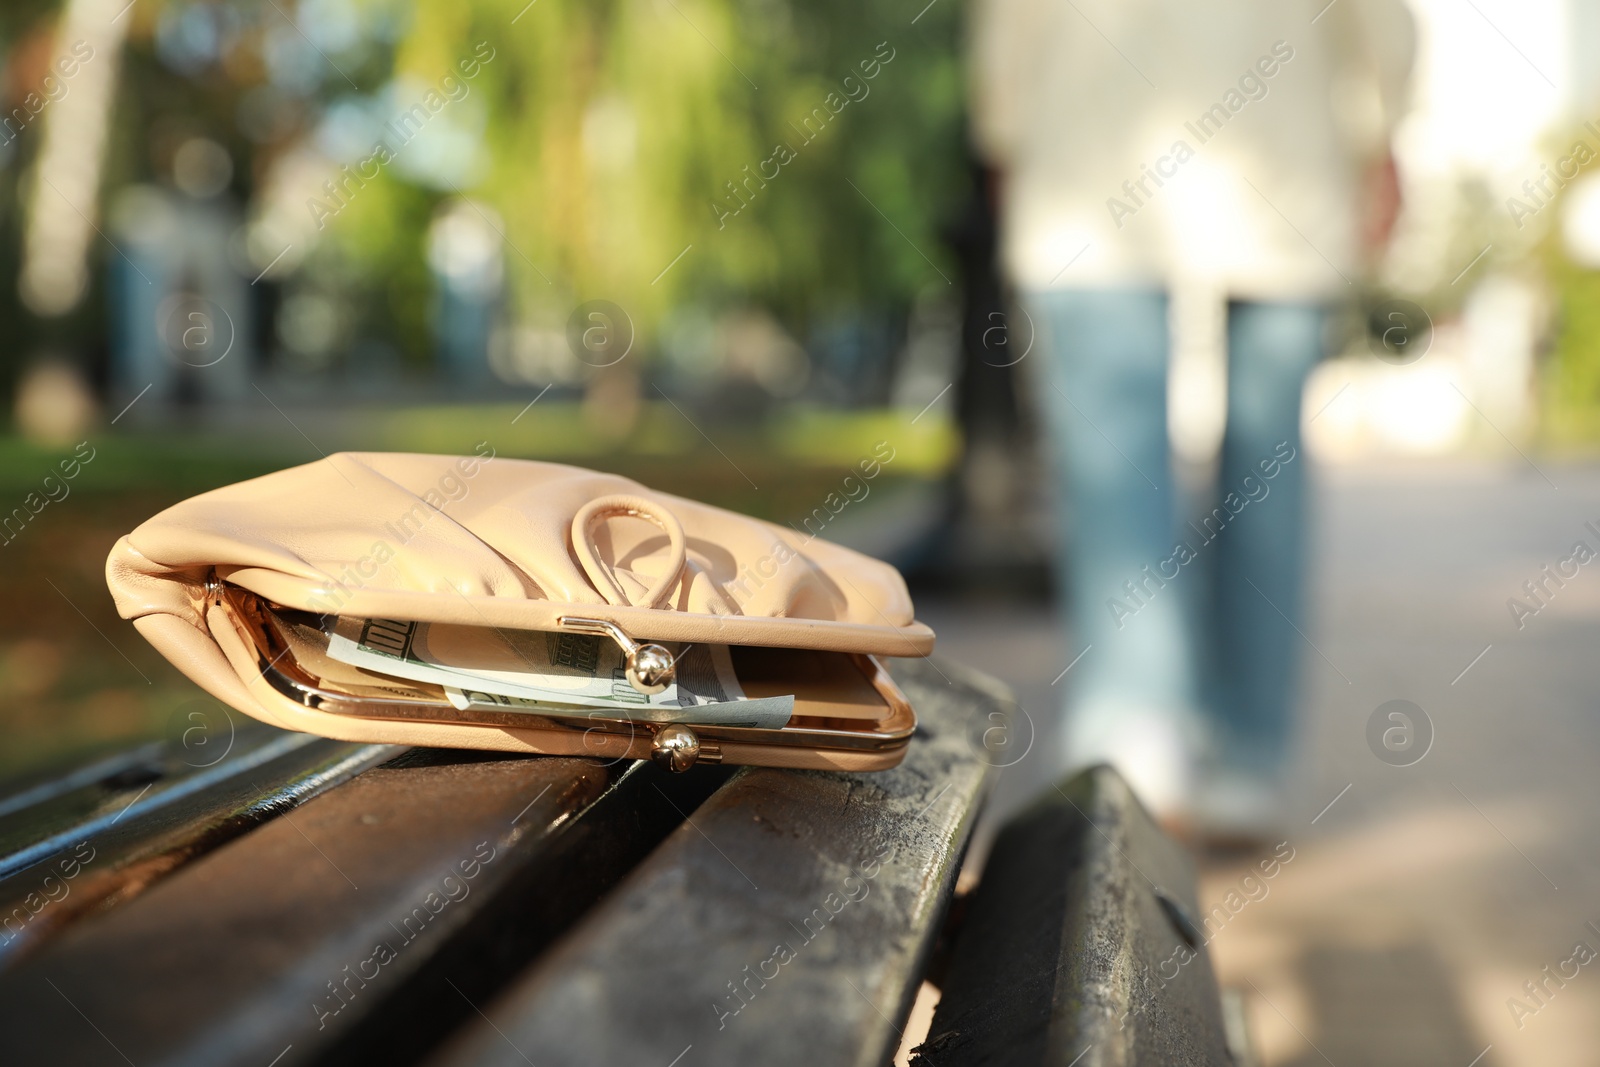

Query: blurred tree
(358, 0), (970, 374)
(1542, 240), (1600, 442)
(1536, 125), (1600, 443)
(0, 0), (970, 397)
(0, 3), (75, 406)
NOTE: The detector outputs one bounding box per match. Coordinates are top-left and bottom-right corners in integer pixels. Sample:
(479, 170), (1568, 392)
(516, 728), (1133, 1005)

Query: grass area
(0, 405), (957, 789)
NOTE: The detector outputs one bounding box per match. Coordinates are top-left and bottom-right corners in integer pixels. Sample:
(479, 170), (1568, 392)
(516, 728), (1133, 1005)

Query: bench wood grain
(909, 765), (1232, 1067)
(0, 729), (396, 966)
(430, 657), (1005, 1067)
(0, 749), (728, 1067)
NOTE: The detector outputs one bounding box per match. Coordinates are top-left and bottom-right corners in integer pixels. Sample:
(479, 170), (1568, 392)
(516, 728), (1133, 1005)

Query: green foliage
(0, 0), (971, 381)
(1541, 252), (1600, 442)
(0, 1), (59, 40)
(1535, 127), (1600, 442)
(367, 0), (969, 348)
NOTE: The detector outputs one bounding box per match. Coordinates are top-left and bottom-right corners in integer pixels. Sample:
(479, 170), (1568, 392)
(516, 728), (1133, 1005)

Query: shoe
(1190, 766), (1288, 853)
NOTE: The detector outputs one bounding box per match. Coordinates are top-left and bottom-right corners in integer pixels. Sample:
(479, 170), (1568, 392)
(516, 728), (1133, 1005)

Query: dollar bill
(443, 687), (794, 729)
(326, 617), (753, 715)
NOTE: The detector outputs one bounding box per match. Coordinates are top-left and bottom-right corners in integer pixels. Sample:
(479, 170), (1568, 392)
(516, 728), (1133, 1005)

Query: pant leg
(1028, 288), (1199, 811)
(1206, 299), (1326, 775)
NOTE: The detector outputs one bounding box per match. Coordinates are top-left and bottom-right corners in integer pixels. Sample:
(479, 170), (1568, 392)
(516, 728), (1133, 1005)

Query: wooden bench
(0, 658), (1231, 1066)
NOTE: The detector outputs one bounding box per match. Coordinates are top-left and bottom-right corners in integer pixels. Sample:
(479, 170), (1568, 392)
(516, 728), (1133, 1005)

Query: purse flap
(106, 452), (934, 656)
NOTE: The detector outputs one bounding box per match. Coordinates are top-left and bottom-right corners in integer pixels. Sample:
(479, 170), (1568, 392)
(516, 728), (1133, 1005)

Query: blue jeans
(1029, 288), (1323, 780)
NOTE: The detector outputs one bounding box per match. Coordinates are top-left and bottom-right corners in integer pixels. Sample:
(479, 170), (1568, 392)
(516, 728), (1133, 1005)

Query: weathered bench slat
(0, 727), (310, 878)
(0, 750), (729, 1066)
(429, 657), (1003, 1067)
(909, 766), (1232, 1067)
(0, 731), (396, 966)
(0, 741), (167, 822)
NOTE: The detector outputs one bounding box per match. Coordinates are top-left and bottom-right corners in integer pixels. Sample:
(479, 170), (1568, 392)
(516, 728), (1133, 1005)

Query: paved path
(919, 458), (1600, 1067)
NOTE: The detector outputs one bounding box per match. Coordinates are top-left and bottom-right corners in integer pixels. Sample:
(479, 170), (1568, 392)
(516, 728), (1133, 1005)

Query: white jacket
(969, 0), (1415, 298)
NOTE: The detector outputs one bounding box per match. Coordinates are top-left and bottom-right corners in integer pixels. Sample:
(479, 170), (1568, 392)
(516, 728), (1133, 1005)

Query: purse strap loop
(571, 494), (687, 609)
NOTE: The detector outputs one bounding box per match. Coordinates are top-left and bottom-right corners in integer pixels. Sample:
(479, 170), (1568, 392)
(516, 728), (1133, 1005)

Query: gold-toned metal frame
(214, 582), (915, 771)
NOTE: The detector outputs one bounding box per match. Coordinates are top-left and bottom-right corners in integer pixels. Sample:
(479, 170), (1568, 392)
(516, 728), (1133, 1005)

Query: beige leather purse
(106, 451), (933, 772)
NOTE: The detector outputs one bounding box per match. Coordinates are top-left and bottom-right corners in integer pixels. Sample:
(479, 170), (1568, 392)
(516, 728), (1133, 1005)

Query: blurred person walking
(968, 0), (1414, 838)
